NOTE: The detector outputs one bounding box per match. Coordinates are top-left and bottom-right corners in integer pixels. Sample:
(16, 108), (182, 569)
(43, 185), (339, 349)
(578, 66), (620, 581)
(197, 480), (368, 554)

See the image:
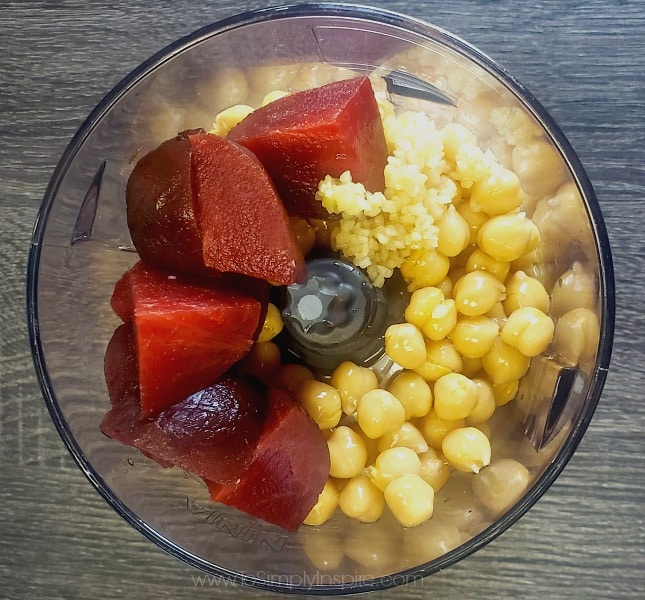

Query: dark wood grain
(1, 0), (643, 598)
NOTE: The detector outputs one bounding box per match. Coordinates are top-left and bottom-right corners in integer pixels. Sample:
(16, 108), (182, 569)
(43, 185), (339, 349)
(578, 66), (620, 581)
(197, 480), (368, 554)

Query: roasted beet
(101, 323), (267, 484)
(207, 388), (330, 531)
(189, 131), (306, 285)
(111, 261), (263, 417)
(126, 131), (208, 276)
(228, 76), (387, 218)
(126, 130), (305, 285)
(104, 323), (139, 411)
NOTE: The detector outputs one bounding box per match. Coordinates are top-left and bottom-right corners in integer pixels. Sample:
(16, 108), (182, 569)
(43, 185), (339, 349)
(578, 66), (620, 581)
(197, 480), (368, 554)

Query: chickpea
(288, 216), (316, 256)
(272, 363), (313, 396)
(402, 516), (463, 562)
(466, 378), (497, 424)
(304, 479), (339, 526)
(501, 306), (555, 357)
(298, 380), (342, 430)
(348, 423), (381, 467)
(387, 370), (433, 419)
(453, 271), (506, 317)
(339, 474), (385, 523)
(433, 472), (485, 533)
(404, 287), (443, 330)
(435, 275), (454, 298)
(261, 89), (290, 106)
(400, 249), (451, 291)
(443, 123), (477, 164)
(553, 307), (600, 364)
(532, 182), (590, 243)
(327, 426), (367, 479)
(385, 323), (427, 369)
(466, 248), (510, 282)
(550, 261), (597, 317)
(257, 302), (284, 342)
(385, 474), (435, 527)
(437, 204), (471, 257)
(512, 139), (564, 197)
(405, 287), (457, 341)
(418, 447), (451, 492)
(208, 67), (249, 109)
(485, 301), (508, 327)
(357, 389), (406, 439)
(449, 315), (499, 358)
(511, 247), (541, 277)
(414, 338), (463, 382)
(307, 218), (336, 248)
(344, 520), (401, 569)
(482, 337), (530, 384)
(377, 421), (429, 454)
(368, 447), (421, 491)
(418, 410), (466, 450)
(470, 166), (523, 215)
(425, 299), (458, 341)
(247, 63), (299, 93)
(457, 201), (490, 246)
(478, 212), (540, 263)
(461, 356), (483, 378)
(295, 62), (345, 89)
(472, 458), (530, 513)
(442, 426), (491, 473)
(433, 373), (479, 421)
(240, 341), (281, 382)
(299, 526), (344, 571)
(493, 379), (520, 406)
(210, 104), (254, 136)
(330, 361), (378, 416)
(504, 270), (550, 314)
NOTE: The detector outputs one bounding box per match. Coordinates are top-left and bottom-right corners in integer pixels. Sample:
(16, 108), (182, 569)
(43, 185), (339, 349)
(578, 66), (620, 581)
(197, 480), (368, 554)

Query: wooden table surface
(1, 1), (643, 598)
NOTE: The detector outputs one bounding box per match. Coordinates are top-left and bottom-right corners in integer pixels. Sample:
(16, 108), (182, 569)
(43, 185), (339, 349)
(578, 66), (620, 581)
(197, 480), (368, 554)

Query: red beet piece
(228, 76), (388, 219)
(207, 388), (330, 531)
(111, 261), (263, 417)
(189, 132), (306, 285)
(126, 130), (306, 285)
(112, 263), (271, 343)
(101, 323), (268, 483)
(126, 130), (208, 276)
(103, 323), (139, 416)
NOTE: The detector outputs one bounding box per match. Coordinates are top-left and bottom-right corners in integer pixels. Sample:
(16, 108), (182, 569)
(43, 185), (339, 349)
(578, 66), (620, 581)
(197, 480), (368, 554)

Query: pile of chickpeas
(291, 170), (554, 529)
(253, 248), (554, 531)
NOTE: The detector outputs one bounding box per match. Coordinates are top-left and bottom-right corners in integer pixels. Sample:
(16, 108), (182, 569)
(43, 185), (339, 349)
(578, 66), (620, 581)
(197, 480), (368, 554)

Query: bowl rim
(26, 1), (615, 594)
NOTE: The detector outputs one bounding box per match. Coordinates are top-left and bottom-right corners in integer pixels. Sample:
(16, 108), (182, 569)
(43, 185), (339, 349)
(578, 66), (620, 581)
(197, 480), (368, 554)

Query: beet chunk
(126, 131), (208, 276)
(111, 261), (263, 417)
(126, 130), (305, 285)
(103, 323), (139, 416)
(207, 388), (330, 531)
(188, 131), (306, 285)
(228, 76), (387, 219)
(101, 323), (267, 484)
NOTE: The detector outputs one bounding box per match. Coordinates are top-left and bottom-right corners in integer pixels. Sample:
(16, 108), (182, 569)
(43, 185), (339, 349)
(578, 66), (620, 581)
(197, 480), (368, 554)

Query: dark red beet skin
(207, 388), (330, 531)
(126, 130), (208, 276)
(104, 323), (139, 408)
(126, 130), (305, 285)
(101, 323), (268, 484)
(228, 76), (388, 219)
(111, 261), (263, 417)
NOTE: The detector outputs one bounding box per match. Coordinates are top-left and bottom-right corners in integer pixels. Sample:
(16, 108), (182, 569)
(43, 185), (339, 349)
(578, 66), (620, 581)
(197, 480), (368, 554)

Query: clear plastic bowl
(27, 3), (615, 594)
